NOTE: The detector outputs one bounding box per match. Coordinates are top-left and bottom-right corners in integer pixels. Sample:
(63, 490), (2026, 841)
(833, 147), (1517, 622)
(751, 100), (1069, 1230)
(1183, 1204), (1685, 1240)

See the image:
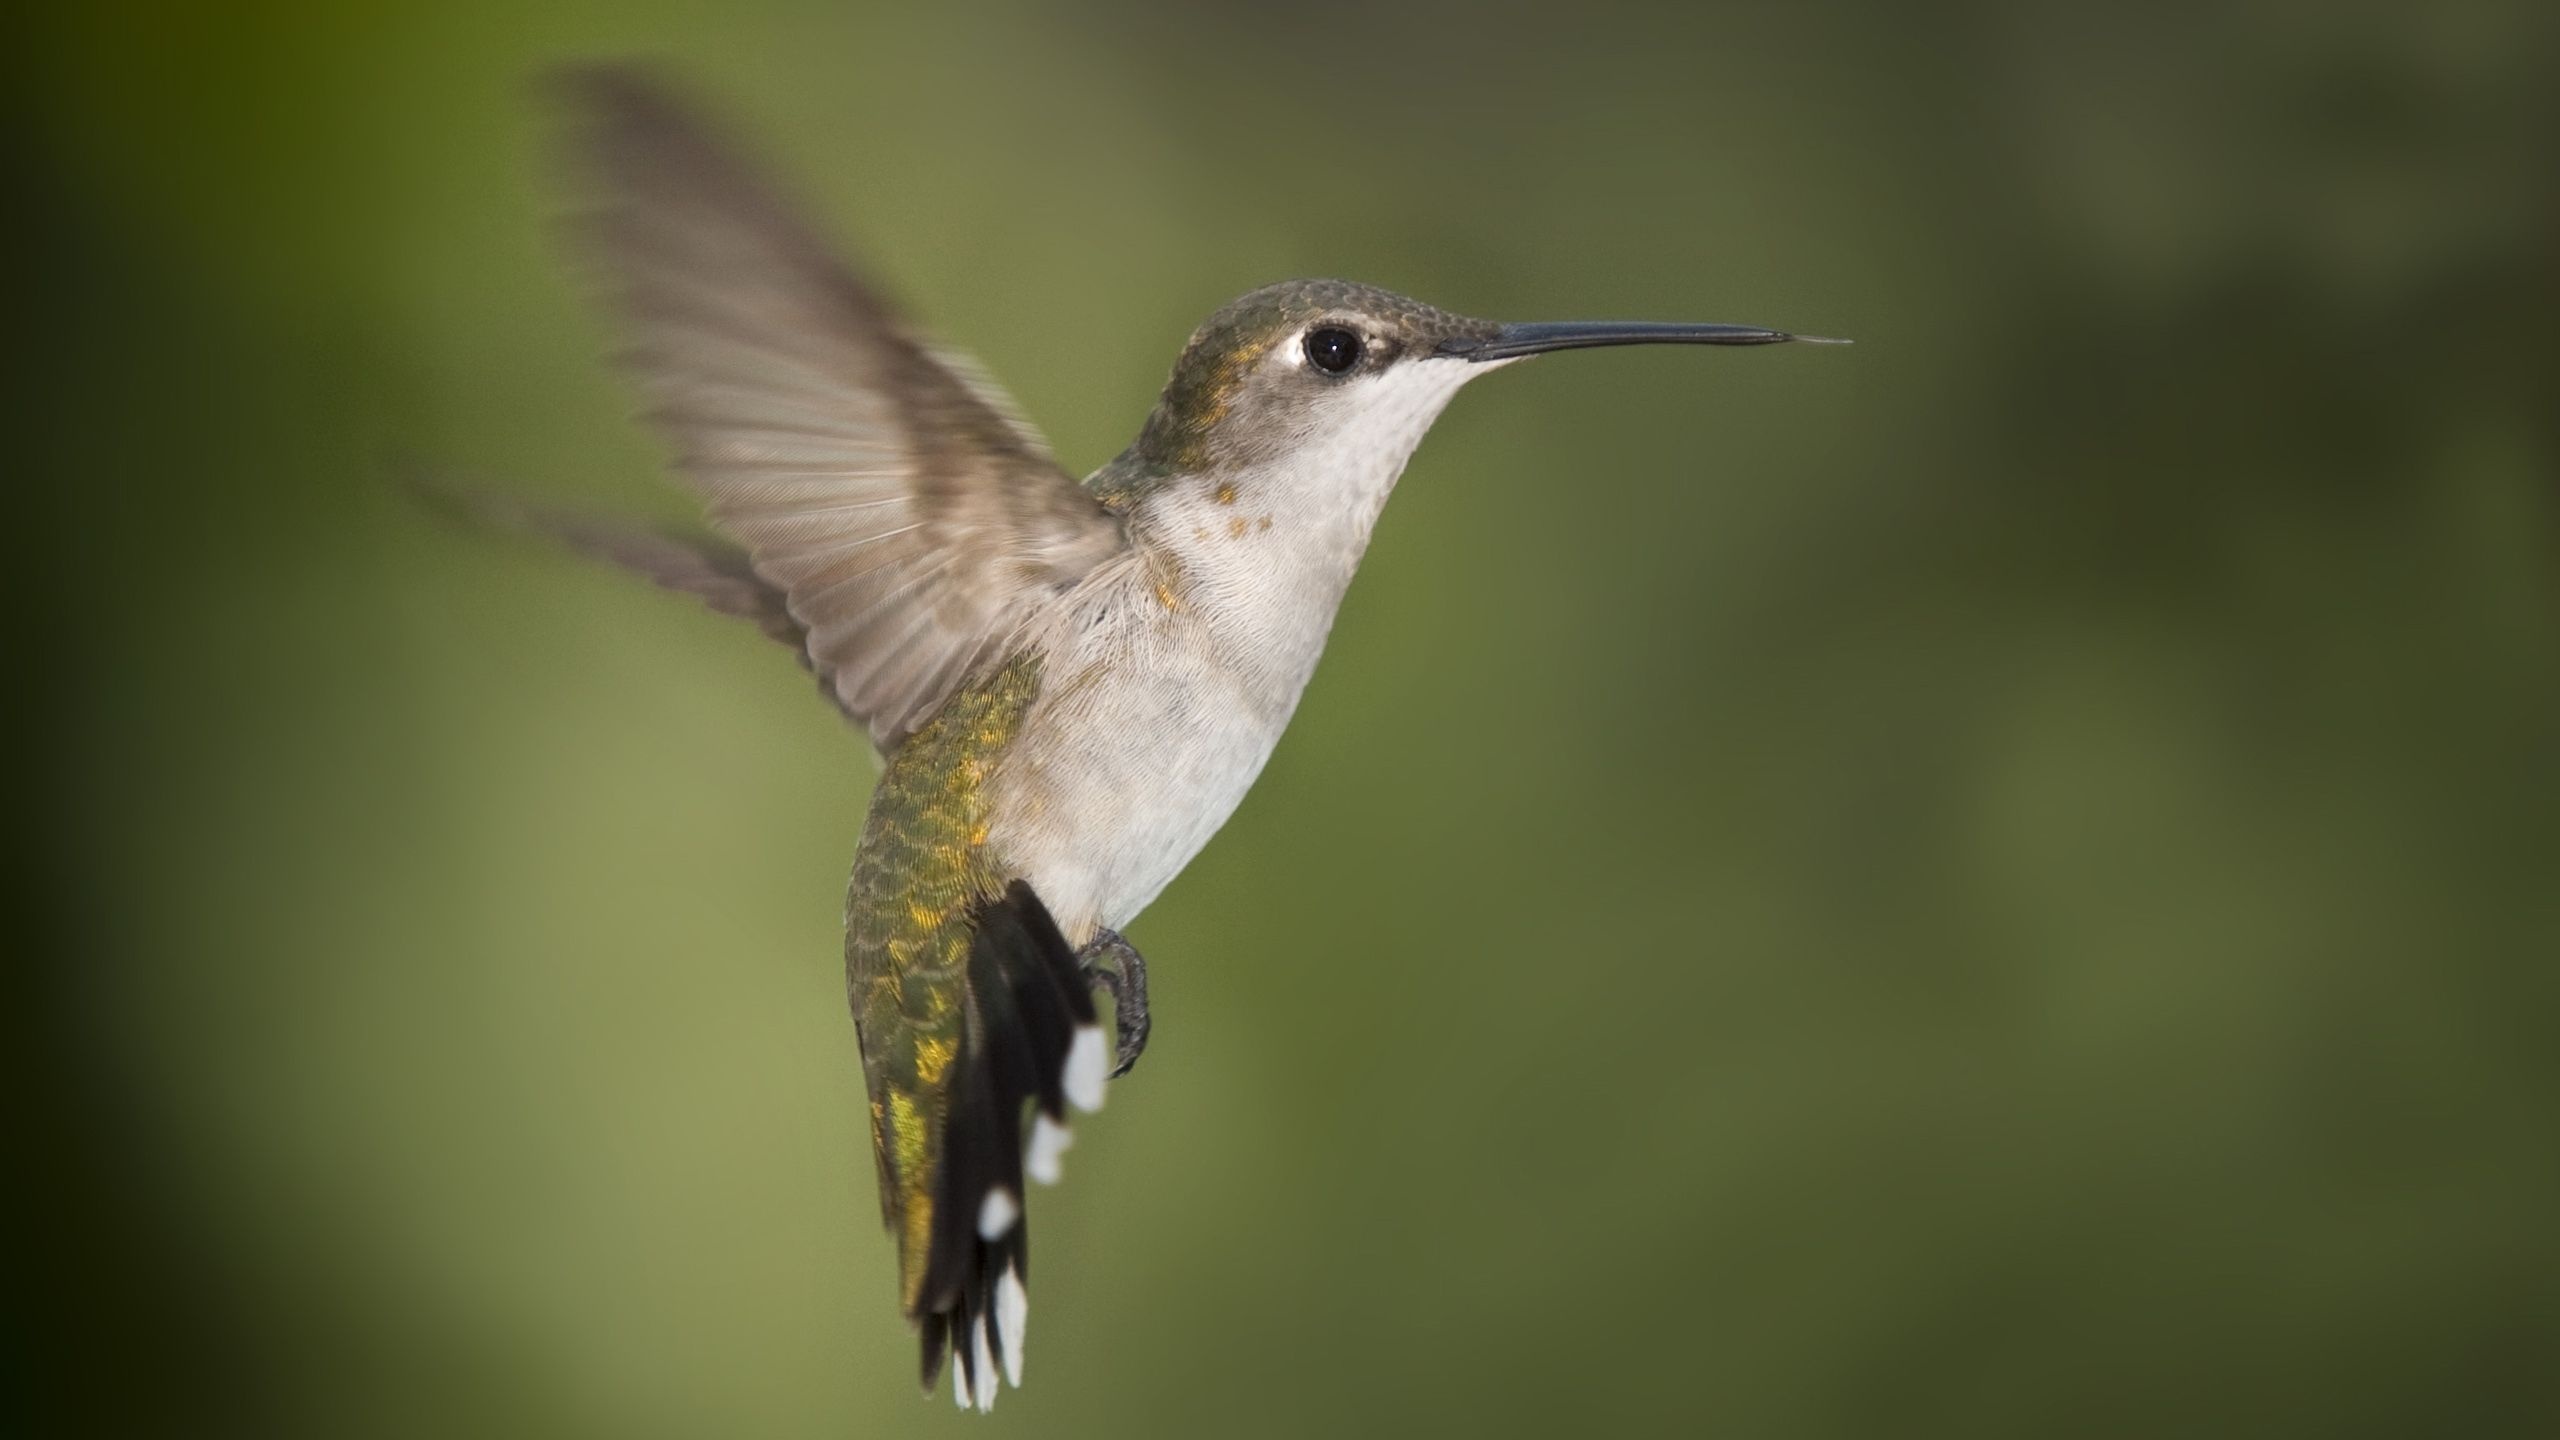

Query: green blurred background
(20, 1), (2560, 1435)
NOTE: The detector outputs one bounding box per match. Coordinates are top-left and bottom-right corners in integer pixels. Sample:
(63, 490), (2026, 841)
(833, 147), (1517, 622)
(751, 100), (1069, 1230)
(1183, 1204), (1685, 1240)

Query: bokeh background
(20, 1), (2559, 1435)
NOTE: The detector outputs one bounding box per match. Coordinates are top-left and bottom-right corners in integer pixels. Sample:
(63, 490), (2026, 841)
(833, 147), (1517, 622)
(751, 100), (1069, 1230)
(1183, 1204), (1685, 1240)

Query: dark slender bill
(1439, 321), (1849, 362)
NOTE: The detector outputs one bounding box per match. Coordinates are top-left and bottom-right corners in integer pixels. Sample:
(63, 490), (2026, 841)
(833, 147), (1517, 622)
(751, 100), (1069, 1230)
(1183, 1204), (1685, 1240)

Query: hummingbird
(528, 67), (1841, 1412)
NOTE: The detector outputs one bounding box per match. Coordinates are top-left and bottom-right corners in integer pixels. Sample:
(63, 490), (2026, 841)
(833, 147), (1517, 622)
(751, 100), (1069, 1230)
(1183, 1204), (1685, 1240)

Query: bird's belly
(982, 572), (1326, 942)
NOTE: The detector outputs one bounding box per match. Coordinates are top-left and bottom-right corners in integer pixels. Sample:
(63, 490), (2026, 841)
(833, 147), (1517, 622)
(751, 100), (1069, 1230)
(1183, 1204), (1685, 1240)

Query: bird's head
(1128, 278), (1838, 480)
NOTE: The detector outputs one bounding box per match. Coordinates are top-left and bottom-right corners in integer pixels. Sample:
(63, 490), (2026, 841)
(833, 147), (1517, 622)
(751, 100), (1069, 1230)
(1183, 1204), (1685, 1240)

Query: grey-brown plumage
(558, 68), (1126, 746)
(520, 64), (1839, 1414)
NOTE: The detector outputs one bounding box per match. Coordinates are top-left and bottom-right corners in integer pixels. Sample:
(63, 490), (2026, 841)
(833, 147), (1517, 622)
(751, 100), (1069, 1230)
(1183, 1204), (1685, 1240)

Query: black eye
(1303, 326), (1364, 375)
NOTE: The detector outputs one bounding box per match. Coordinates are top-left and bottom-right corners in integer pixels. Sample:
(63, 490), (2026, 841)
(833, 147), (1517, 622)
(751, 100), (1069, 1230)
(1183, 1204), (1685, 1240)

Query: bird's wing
(400, 466), (850, 716)
(555, 67), (1127, 747)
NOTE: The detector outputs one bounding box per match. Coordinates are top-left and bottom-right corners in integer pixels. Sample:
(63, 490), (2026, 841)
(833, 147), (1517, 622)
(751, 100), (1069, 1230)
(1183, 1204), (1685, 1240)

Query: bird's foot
(1077, 929), (1150, 1079)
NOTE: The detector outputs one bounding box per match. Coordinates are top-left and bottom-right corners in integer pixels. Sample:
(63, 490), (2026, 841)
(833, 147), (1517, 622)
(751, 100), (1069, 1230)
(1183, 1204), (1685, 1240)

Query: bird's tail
(862, 880), (1108, 1412)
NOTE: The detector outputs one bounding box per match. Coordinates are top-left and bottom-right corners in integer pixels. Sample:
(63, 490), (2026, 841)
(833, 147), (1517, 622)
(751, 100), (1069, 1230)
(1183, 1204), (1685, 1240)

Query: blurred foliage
(18, 1), (2560, 1435)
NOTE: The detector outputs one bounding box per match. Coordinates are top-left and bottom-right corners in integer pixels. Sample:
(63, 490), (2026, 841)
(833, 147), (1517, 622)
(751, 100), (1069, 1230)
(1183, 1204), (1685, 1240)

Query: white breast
(982, 357), (1482, 941)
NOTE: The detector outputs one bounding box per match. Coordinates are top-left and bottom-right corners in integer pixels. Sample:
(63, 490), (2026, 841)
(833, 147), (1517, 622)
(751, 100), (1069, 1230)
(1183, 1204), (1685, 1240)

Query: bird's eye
(1303, 327), (1364, 375)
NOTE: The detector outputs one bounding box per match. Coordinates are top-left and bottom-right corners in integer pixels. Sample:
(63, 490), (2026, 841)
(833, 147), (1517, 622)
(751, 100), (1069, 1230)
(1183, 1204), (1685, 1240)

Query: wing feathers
(554, 66), (1125, 745)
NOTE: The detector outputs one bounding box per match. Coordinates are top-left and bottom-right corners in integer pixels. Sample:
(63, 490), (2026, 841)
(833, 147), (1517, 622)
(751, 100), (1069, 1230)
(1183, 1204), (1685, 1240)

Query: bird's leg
(1077, 929), (1151, 1079)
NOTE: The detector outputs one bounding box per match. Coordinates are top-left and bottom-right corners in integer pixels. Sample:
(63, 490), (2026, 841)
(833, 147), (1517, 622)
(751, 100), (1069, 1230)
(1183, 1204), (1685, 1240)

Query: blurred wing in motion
(554, 67), (1127, 747)
(398, 468), (847, 716)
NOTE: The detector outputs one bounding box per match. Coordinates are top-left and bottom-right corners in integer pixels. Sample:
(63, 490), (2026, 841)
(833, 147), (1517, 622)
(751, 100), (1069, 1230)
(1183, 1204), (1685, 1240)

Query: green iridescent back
(844, 654), (1042, 1308)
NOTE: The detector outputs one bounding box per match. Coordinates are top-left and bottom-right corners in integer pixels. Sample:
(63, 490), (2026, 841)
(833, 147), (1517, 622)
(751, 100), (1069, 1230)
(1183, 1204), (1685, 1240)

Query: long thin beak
(1436, 321), (1849, 362)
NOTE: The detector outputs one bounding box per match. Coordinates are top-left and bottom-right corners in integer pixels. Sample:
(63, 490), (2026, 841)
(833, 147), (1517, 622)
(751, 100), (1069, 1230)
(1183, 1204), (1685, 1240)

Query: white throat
(1158, 354), (1490, 593)
(986, 355), (1499, 939)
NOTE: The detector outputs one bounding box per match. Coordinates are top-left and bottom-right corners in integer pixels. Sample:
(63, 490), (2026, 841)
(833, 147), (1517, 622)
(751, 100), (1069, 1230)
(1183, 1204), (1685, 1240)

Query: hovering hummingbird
(529, 67), (1840, 1412)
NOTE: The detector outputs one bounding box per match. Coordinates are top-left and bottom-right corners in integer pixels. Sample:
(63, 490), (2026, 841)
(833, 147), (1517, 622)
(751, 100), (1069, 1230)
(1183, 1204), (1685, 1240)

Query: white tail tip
(1064, 1024), (1108, 1112)
(971, 1315), (998, 1411)
(976, 1186), (1020, 1241)
(1026, 1114), (1073, 1186)
(996, 1264), (1028, 1388)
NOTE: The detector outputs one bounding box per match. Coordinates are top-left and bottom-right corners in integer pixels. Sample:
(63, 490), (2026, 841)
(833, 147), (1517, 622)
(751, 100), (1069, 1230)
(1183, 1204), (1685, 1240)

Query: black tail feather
(915, 881), (1103, 1409)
